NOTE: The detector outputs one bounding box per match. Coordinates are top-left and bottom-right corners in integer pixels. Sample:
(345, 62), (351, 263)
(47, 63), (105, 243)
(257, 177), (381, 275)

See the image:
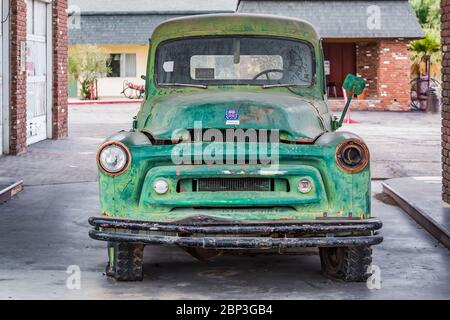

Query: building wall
(356, 42), (379, 99)
(7, 0), (68, 155)
(70, 44), (149, 97)
(442, 0), (450, 203)
(330, 38), (412, 112)
(378, 39), (411, 111)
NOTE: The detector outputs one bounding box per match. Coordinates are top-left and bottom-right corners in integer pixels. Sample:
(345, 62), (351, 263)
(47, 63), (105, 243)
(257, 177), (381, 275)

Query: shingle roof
(69, 0), (239, 14)
(69, 14), (186, 45)
(68, 0), (424, 45)
(68, 0), (239, 45)
(238, 0), (424, 39)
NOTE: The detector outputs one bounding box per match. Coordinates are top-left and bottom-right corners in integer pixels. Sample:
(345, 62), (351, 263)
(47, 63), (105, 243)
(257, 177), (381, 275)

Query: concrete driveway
(0, 104), (448, 299)
(0, 181), (448, 299)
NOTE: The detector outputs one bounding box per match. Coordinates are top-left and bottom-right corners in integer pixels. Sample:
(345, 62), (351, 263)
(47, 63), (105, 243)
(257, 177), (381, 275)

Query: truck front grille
(195, 178), (273, 192)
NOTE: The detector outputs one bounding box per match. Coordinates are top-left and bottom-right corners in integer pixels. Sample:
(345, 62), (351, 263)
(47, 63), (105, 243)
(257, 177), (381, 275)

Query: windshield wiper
(262, 84), (305, 89)
(158, 83), (208, 89)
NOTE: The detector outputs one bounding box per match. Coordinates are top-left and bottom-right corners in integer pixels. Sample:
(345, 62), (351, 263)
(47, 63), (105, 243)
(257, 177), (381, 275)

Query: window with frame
(27, 0), (47, 37)
(107, 53), (137, 78)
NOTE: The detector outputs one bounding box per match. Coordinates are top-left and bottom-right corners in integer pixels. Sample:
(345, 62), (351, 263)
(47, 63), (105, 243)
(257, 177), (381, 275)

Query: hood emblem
(225, 109), (240, 126)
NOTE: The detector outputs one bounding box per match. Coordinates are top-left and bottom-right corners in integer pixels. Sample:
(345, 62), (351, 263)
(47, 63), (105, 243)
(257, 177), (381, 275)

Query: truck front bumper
(88, 216), (383, 249)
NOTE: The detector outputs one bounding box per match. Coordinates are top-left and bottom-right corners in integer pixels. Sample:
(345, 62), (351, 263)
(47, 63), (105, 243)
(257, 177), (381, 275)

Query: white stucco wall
(96, 44), (148, 97)
(72, 44), (149, 98)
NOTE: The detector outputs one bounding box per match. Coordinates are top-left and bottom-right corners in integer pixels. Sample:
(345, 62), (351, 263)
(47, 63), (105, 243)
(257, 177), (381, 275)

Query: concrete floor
(0, 104), (448, 299)
(0, 182), (448, 299)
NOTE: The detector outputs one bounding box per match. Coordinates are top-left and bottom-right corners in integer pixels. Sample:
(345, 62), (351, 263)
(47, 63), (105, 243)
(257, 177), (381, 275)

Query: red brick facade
(330, 38), (412, 112)
(378, 39), (412, 111)
(356, 42), (379, 99)
(9, 0), (27, 155)
(442, 0), (450, 203)
(52, 0), (69, 139)
(7, 0), (68, 155)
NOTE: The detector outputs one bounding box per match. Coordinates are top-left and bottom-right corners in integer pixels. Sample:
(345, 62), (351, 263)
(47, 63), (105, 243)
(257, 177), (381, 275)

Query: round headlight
(298, 179), (312, 194)
(336, 140), (370, 173)
(98, 142), (130, 175)
(154, 180), (169, 195)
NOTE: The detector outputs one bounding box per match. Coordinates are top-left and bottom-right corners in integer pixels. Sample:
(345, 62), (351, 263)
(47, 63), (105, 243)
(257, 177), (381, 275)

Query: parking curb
(383, 179), (450, 249)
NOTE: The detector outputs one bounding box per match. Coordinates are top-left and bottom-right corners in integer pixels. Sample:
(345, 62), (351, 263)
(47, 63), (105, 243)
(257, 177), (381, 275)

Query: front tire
(319, 246), (372, 282)
(106, 242), (144, 281)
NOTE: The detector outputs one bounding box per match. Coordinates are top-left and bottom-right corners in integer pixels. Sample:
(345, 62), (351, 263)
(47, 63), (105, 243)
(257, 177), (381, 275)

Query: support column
(9, 0), (27, 155)
(52, 0), (68, 139)
(442, 0), (450, 203)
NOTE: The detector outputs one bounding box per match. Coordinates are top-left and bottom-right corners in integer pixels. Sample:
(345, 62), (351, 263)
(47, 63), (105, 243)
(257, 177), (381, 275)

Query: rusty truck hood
(142, 91), (326, 141)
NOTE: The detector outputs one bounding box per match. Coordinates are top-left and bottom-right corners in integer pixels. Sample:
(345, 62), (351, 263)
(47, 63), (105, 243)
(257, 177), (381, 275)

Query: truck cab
(89, 14), (382, 282)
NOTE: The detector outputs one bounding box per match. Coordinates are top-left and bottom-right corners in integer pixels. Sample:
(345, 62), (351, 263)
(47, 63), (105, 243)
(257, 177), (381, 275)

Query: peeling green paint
(97, 14), (372, 223)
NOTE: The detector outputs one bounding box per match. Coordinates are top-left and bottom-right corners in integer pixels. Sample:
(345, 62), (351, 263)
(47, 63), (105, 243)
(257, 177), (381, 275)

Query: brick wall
(9, 0), (27, 155)
(52, 0), (68, 139)
(331, 39), (412, 112)
(7, 0), (68, 155)
(442, 0), (450, 203)
(356, 42), (379, 99)
(378, 39), (411, 111)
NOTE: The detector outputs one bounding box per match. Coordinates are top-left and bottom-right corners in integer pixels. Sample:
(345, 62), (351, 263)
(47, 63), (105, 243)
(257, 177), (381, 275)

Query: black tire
(106, 242), (144, 281)
(319, 246), (372, 282)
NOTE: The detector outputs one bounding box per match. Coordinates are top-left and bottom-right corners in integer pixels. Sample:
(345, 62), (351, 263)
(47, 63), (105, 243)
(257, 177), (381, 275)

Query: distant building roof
(68, 0), (424, 45)
(69, 14), (180, 45)
(69, 0), (239, 15)
(238, 0), (424, 39)
(68, 0), (238, 45)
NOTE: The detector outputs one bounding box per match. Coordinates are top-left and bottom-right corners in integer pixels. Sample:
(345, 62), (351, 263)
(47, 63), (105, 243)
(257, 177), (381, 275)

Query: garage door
(26, 0), (51, 145)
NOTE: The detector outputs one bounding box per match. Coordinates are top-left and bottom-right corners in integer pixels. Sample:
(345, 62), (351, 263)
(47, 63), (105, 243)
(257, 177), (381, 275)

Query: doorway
(322, 43), (356, 98)
(26, 0), (51, 145)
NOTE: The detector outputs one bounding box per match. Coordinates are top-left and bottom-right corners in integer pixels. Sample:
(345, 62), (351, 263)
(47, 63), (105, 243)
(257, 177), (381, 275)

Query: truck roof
(150, 13), (320, 45)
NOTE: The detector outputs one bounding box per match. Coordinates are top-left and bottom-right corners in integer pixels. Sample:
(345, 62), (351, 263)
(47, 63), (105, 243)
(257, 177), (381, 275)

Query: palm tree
(410, 32), (441, 80)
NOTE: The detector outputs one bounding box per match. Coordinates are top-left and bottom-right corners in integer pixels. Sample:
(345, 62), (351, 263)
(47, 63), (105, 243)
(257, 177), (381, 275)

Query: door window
(26, 0), (49, 145)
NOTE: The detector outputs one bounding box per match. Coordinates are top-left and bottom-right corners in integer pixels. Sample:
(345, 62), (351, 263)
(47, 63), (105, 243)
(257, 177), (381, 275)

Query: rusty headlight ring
(97, 141), (132, 177)
(335, 139), (370, 173)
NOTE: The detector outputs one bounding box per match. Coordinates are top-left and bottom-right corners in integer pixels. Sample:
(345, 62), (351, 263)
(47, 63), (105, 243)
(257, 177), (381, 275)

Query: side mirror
(141, 75), (147, 80)
(335, 74), (366, 129)
(343, 74), (366, 96)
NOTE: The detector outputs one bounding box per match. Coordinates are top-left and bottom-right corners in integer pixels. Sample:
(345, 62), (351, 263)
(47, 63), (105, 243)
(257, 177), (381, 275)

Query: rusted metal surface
(89, 217), (382, 235)
(335, 139), (370, 174)
(89, 216), (382, 250)
(89, 229), (383, 249)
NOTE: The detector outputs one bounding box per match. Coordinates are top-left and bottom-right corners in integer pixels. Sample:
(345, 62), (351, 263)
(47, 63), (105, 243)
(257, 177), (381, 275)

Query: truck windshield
(155, 36), (314, 87)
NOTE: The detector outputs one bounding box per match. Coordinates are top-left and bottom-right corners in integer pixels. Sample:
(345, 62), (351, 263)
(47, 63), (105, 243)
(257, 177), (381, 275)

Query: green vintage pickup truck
(89, 14), (382, 282)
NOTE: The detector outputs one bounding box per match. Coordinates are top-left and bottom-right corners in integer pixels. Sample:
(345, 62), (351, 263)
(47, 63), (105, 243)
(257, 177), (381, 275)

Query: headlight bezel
(335, 139), (370, 173)
(97, 141), (132, 176)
